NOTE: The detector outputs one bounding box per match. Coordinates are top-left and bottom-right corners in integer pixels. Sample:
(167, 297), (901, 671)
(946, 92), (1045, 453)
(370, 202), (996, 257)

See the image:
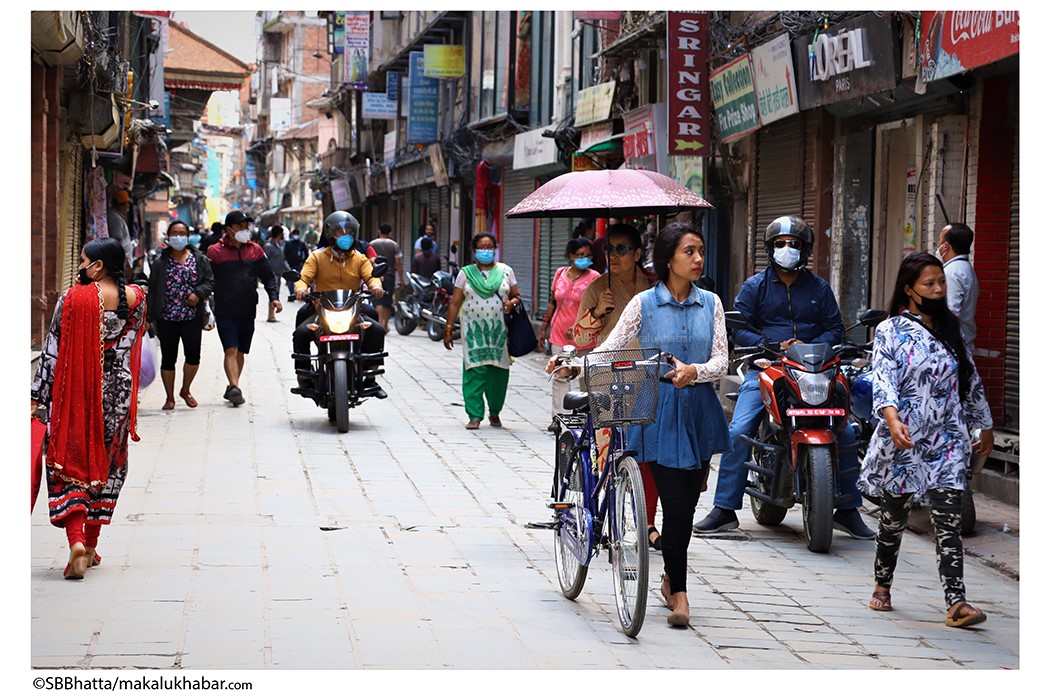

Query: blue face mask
(573, 257), (593, 270)
(475, 249), (495, 264)
(168, 236), (188, 251)
(335, 234), (354, 251)
(188, 234), (202, 248)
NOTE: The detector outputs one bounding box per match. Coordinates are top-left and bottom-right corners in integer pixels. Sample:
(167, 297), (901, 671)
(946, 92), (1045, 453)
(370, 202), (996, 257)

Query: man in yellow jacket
(292, 211), (387, 399)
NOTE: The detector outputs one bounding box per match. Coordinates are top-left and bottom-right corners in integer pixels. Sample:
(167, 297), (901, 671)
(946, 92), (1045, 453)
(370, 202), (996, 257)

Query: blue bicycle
(548, 347), (665, 638)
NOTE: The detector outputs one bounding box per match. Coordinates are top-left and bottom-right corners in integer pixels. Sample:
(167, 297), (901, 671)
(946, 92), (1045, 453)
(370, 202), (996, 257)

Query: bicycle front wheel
(554, 431), (588, 599)
(610, 456), (648, 637)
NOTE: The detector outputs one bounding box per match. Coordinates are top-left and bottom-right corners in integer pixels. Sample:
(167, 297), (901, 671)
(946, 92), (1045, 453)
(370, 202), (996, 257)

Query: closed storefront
(751, 116), (806, 274)
(500, 170), (537, 307)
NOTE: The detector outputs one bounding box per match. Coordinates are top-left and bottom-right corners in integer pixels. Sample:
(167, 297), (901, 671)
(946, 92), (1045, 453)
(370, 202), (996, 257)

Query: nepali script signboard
(666, 11), (710, 156)
(919, 10), (1019, 82)
(344, 11), (369, 90)
(751, 33), (799, 126)
(710, 54), (761, 144)
(407, 51), (439, 144)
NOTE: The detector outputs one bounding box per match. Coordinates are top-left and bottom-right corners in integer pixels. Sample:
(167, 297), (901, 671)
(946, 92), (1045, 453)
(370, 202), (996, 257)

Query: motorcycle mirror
(859, 308), (888, 326)
(724, 310), (747, 330)
(371, 255), (389, 278)
(282, 270), (301, 283)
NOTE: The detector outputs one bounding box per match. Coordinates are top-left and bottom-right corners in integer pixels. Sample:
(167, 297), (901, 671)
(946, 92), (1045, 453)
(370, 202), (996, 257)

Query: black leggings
(648, 463), (706, 594)
(154, 319), (202, 370)
(874, 488), (966, 608)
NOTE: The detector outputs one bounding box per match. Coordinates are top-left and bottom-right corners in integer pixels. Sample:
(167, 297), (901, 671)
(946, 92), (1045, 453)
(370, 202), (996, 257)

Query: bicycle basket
(583, 348), (662, 428)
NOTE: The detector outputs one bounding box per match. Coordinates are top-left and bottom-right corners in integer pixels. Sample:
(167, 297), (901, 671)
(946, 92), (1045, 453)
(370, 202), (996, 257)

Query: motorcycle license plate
(320, 334), (359, 342)
(786, 408), (845, 417)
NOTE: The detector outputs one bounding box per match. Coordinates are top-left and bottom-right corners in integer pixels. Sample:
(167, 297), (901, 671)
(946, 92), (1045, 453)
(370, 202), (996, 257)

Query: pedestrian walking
(146, 220), (214, 410)
(369, 223), (404, 331)
(587, 222), (730, 627)
(106, 188), (135, 273)
(31, 237), (148, 580)
(413, 236), (441, 278)
(205, 210), (282, 406)
(263, 225), (291, 321)
(442, 233), (523, 430)
(937, 222), (980, 353)
(536, 237), (600, 432)
(860, 252), (994, 628)
(283, 228), (309, 301)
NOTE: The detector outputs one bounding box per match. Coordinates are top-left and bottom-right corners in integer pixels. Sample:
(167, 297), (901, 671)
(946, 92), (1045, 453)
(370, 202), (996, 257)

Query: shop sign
(710, 54), (761, 144)
(572, 154), (601, 172)
(919, 11), (1019, 82)
(573, 11), (622, 20)
(386, 71), (399, 101)
(751, 33), (799, 126)
(670, 156), (705, 198)
(331, 177), (352, 211)
(361, 92), (398, 120)
(423, 45), (465, 78)
(343, 11), (370, 90)
(666, 11), (710, 156)
(623, 103), (668, 175)
(428, 144), (449, 188)
(792, 13), (899, 109)
(331, 12), (344, 54)
(574, 81), (616, 127)
(407, 51), (439, 144)
(579, 123), (615, 152)
(383, 131), (396, 166)
(513, 125), (559, 170)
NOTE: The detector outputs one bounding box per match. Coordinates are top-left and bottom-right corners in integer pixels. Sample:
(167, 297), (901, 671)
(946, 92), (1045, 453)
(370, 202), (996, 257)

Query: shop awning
(575, 134), (623, 155)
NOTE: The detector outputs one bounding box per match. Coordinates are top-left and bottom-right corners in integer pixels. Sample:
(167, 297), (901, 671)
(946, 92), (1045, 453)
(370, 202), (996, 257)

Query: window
(528, 11), (555, 126)
(471, 11), (514, 120)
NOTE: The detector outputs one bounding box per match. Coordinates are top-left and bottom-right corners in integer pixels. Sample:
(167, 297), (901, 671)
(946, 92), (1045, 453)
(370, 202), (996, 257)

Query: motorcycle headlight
(322, 308), (354, 334)
(789, 367), (836, 406)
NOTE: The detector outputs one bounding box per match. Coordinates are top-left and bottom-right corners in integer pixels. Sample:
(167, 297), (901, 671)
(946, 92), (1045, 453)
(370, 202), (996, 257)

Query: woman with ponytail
(31, 237), (148, 580)
(859, 252), (994, 628)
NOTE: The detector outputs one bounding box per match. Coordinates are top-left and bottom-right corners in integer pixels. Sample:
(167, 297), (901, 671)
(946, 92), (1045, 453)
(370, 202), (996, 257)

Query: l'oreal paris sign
(808, 27), (873, 82)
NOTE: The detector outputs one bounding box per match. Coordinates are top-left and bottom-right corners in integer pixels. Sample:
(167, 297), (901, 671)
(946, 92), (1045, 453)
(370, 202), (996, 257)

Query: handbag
(139, 334), (159, 388)
(31, 416), (45, 512)
(504, 302), (537, 357)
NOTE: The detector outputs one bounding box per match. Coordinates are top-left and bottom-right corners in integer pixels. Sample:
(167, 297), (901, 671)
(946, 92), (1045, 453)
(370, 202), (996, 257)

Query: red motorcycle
(725, 311), (868, 553)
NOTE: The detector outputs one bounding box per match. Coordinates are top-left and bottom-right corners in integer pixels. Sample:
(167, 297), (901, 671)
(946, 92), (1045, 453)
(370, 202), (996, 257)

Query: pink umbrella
(505, 169), (713, 219)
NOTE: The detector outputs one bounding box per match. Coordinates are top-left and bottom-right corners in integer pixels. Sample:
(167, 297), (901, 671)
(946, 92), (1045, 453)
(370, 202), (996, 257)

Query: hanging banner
(407, 51), (439, 144)
(919, 11), (1019, 82)
(386, 71), (400, 101)
(671, 156), (705, 198)
(623, 103), (668, 175)
(573, 11), (622, 20)
(361, 92), (399, 120)
(423, 45), (466, 78)
(573, 81), (616, 127)
(384, 131), (397, 166)
(710, 54), (761, 144)
(751, 33), (799, 126)
(666, 11), (710, 155)
(344, 10), (369, 90)
(793, 13), (900, 109)
(331, 11), (345, 54)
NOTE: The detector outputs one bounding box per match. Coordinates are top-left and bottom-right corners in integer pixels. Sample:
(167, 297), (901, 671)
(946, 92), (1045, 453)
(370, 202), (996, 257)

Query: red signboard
(919, 11), (1019, 82)
(666, 11), (710, 156)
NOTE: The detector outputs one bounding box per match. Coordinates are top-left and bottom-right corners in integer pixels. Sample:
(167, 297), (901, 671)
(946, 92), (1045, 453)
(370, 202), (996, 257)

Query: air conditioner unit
(31, 11), (85, 66)
(67, 90), (123, 151)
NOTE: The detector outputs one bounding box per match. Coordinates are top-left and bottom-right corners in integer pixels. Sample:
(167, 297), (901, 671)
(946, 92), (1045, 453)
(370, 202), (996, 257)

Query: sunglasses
(604, 243), (638, 256)
(772, 239), (803, 249)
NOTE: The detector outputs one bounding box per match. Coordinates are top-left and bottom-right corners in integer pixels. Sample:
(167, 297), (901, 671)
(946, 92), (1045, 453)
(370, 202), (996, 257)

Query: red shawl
(47, 283), (146, 491)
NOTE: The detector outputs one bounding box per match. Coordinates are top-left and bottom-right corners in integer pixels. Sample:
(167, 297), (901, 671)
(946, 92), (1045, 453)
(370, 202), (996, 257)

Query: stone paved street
(31, 299), (1021, 672)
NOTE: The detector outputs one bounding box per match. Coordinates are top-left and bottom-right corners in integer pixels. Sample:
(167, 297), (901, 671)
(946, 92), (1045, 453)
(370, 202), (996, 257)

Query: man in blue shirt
(937, 223), (980, 352)
(693, 215), (875, 539)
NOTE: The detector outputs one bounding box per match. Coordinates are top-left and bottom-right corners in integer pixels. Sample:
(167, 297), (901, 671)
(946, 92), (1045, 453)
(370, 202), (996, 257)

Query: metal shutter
(537, 216), (574, 314)
(500, 171), (536, 307)
(752, 117), (806, 274)
(1004, 94), (1020, 431)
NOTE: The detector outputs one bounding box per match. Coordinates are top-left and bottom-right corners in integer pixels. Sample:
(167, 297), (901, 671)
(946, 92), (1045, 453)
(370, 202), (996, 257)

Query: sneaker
(692, 507), (739, 534)
(226, 385), (245, 406)
(833, 508), (876, 540)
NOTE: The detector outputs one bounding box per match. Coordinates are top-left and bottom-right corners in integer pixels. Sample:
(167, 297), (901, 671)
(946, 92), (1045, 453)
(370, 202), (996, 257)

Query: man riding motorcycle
(693, 215), (875, 539)
(292, 210), (388, 399)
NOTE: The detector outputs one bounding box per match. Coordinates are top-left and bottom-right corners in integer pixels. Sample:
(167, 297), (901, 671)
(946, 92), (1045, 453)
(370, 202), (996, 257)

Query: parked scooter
(726, 309), (881, 553)
(393, 272), (435, 336)
(420, 257), (461, 341)
(283, 260), (389, 433)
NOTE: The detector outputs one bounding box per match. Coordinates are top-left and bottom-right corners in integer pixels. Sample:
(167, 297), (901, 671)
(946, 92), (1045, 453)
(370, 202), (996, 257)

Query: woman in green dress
(443, 233), (523, 429)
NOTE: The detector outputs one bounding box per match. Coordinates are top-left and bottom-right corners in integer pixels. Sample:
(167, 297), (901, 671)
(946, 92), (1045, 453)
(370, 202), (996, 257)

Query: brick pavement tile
(797, 651), (888, 668)
(32, 656), (92, 669)
(718, 647), (803, 668)
(702, 635), (786, 650)
(874, 656), (966, 669)
(357, 640), (448, 669)
(87, 654), (180, 669)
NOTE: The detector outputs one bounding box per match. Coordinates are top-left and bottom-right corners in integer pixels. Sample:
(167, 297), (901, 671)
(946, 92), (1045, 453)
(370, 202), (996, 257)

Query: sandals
(179, 389), (198, 408)
(86, 548), (102, 567)
(648, 526), (663, 551)
(63, 542), (88, 580)
(162, 398), (176, 410)
(489, 415), (503, 427)
(660, 574), (673, 610)
(946, 601), (987, 628)
(869, 588), (893, 612)
(466, 419), (481, 430)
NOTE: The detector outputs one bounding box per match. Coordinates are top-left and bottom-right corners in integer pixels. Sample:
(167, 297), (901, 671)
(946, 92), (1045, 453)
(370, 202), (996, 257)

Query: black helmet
(764, 215), (813, 270)
(323, 211), (360, 245)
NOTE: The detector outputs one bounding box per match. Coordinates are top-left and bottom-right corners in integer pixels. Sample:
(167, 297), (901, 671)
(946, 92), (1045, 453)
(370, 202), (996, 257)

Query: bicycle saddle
(562, 392), (590, 411)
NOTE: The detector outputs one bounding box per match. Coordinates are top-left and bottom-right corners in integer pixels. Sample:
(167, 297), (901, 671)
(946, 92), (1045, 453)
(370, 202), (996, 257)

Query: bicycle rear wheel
(554, 431), (588, 599)
(610, 456), (648, 637)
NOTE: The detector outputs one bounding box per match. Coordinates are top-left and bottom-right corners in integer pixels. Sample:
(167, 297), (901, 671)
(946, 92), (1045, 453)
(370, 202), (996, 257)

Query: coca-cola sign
(919, 10), (1019, 82)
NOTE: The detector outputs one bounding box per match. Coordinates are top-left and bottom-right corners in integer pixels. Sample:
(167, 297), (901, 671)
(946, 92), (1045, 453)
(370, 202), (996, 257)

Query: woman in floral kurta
(31, 238), (147, 580)
(859, 252), (993, 627)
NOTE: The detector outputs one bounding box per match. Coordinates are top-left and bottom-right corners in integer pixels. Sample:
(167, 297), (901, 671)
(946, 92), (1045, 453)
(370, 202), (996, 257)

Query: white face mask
(773, 245), (801, 269)
(168, 235), (188, 250)
(234, 229), (251, 244)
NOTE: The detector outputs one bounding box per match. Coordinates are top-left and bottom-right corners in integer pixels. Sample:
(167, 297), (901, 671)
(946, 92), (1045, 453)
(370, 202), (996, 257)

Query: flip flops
(946, 602), (987, 628)
(179, 389), (198, 408)
(869, 588), (893, 611)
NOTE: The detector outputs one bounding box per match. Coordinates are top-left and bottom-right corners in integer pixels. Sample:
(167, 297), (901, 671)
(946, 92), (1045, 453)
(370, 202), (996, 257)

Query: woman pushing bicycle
(587, 222), (730, 628)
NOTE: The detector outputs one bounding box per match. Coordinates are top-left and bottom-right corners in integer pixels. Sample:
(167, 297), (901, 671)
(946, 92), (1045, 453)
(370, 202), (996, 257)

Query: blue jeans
(712, 370), (861, 511)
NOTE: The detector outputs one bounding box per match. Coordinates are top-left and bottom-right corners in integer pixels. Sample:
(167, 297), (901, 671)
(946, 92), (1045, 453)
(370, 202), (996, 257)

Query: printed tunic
(159, 256), (199, 321)
(859, 313), (993, 501)
(549, 266), (600, 348)
(454, 263), (517, 370)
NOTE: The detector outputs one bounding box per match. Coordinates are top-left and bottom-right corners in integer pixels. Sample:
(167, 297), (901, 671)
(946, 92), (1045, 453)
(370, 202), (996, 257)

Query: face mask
(291, 234), (299, 240)
(772, 246), (801, 269)
(77, 266), (94, 285)
(335, 234), (354, 251)
(934, 245), (945, 262)
(234, 229), (251, 244)
(168, 236), (188, 251)
(573, 257), (593, 270)
(475, 249), (495, 265)
(911, 291), (948, 316)
(188, 234), (202, 248)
